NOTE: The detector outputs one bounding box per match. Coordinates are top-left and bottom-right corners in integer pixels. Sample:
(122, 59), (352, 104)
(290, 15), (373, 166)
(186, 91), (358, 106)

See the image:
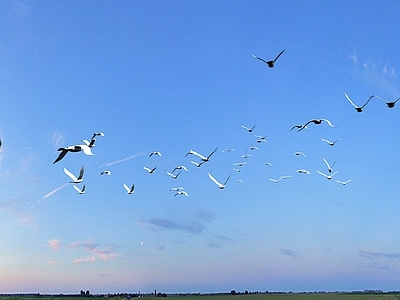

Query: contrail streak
(100, 152), (146, 167)
(31, 183), (69, 209)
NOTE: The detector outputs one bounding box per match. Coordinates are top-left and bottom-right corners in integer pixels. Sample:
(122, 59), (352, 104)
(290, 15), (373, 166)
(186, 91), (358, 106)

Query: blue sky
(1, 0), (400, 294)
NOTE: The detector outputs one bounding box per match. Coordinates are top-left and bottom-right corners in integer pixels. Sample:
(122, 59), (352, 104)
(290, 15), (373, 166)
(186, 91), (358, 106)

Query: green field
(1, 294), (400, 300)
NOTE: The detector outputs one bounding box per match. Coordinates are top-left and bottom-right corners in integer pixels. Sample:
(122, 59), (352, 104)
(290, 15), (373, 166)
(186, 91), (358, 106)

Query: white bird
(241, 124), (257, 132)
(64, 166), (84, 183)
(185, 147), (218, 162)
(336, 180), (352, 185)
(246, 146), (259, 152)
(144, 166), (156, 173)
(293, 151), (306, 156)
(53, 144), (94, 164)
(190, 160), (204, 167)
(233, 168), (242, 172)
(269, 178), (281, 183)
(295, 169), (311, 174)
(240, 154), (252, 158)
(317, 170), (339, 180)
(323, 158), (337, 173)
(237, 179), (244, 183)
(167, 171), (181, 179)
(279, 175), (292, 180)
(91, 132), (104, 139)
(321, 138), (341, 146)
(252, 49), (285, 68)
(174, 190), (189, 197)
(100, 170), (111, 175)
(171, 165), (188, 173)
(264, 162), (272, 166)
(73, 184), (85, 194)
(233, 162), (247, 167)
(222, 148), (235, 152)
(149, 151), (162, 157)
(170, 187), (184, 191)
(123, 183), (135, 194)
(344, 93), (374, 112)
(297, 118), (335, 132)
(374, 95), (400, 108)
(208, 173), (231, 189)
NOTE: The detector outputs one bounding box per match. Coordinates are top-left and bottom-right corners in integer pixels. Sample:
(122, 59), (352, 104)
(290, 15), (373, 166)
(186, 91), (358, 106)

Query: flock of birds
(5, 49), (394, 199)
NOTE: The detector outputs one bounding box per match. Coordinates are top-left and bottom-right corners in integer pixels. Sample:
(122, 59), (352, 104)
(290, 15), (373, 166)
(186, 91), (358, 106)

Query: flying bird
(293, 151), (306, 156)
(323, 158), (337, 173)
(186, 147), (218, 162)
(166, 171), (181, 179)
(336, 180), (352, 185)
(149, 151), (162, 157)
(255, 135), (268, 143)
(64, 166), (85, 183)
(297, 118), (335, 132)
(174, 191), (189, 197)
(91, 132), (104, 139)
(252, 49), (285, 68)
(73, 184), (85, 194)
(190, 160), (205, 168)
(374, 95), (400, 108)
(295, 169), (311, 175)
(344, 93), (374, 112)
(53, 144), (94, 164)
(290, 124), (307, 131)
(233, 162), (247, 167)
(100, 170), (111, 175)
(241, 124), (257, 132)
(317, 170), (339, 180)
(222, 148), (235, 152)
(171, 165), (188, 173)
(269, 178), (281, 184)
(264, 162), (272, 166)
(321, 138), (341, 146)
(123, 183), (135, 194)
(144, 166), (156, 173)
(208, 173), (231, 189)
(170, 187), (184, 191)
(0, 138), (2, 152)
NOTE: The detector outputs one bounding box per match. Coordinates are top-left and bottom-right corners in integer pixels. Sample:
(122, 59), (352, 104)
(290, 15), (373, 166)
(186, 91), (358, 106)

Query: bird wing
(64, 168), (78, 182)
(344, 93), (359, 108)
(223, 174), (232, 186)
(123, 183), (130, 192)
(53, 149), (68, 164)
(82, 145), (94, 155)
(77, 166), (84, 180)
(73, 185), (82, 193)
(323, 158), (331, 170)
(321, 138), (331, 144)
(252, 54), (269, 64)
(317, 170), (328, 177)
(322, 119), (334, 127)
(208, 173), (224, 188)
(273, 49), (285, 62)
(207, 147), (218, 159)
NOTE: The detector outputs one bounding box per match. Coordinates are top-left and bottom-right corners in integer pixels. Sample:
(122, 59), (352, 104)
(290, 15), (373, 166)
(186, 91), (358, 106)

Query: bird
(321, 138), (341, 146)
(246, 146), (259, 152)
(170, 187), (184, 191)
(53, 144), (94, 164)
(73, 184), (85, 194)
(123, 183), (135, 194)
(166, 171), (181, 179)
(186, 147), (218, 162)
(0, 138), (2, 152)
(336, 180), (352, 185)
(208, 173), (231, 189)
(233, 162), (247, 167)
(100, 170), (111, 175)
(344, 93), (374, 112)
(64, 166), (84, 183)
(293, 151), (306, 156)
(255, 135), (268, 143)
(240, 154), (252, 158)
(264, 162), (272, 166)
(149, 151), (162, 157)
(190, 160), (204, 168)
(237, 179), (244, 183)
(317, 170), (339, 180)
(297, 118), (335, 132)
(269, 178), (281, 183)
(252, 49), (285, 68)
(241, 124), (257, 132)
(279, 175), (292, 180)
(144, 166), (156, 173)
(323, 158), (337, 173)
(171, 165), (188, 173)
(222, 148), (235, 152)
(91, 132), (104, 139)
(295, 169), (311, 175)
(174, 190), (189, 197)
(374, 95), (400, 108)
(233, 168), (242, 172)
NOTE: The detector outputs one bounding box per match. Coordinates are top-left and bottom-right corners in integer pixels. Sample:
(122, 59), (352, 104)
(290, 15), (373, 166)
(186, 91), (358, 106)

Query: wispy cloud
(68, 239), (116, 261)
(73, 257), (96, 264)
(357, 249), (400, 273)
(140, 217), (206, 235)
(31, 183), (68, 209)
(280, 248), (297, 258)
(52, 131), (66, 149)
(100, 152), (146, 167)
(48, 239), (62, 251)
